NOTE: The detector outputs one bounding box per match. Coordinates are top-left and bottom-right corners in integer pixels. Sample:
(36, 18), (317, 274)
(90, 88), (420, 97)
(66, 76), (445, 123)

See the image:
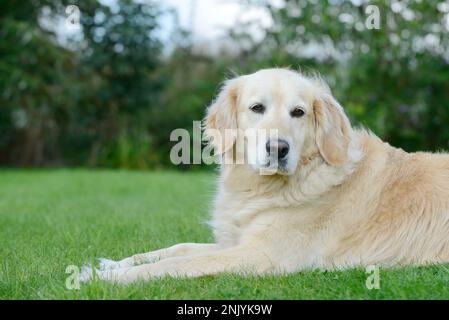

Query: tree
(0, 0), (80, 165)
(0, 0), (165, 168)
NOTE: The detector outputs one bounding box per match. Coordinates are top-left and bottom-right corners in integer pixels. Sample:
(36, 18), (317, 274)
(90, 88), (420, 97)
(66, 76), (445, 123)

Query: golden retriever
(81, 68), (449, 284)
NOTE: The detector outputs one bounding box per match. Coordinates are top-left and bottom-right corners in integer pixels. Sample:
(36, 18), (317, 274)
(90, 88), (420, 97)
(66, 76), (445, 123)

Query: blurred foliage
(243, 0), (449, 152)
(1, 0), (449, 168)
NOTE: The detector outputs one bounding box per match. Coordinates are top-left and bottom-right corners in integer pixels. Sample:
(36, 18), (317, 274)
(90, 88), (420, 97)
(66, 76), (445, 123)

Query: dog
(80, 68), (449, 284)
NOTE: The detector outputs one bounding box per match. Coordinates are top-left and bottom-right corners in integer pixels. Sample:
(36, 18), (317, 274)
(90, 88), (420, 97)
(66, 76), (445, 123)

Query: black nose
(266, 139), (290, 160)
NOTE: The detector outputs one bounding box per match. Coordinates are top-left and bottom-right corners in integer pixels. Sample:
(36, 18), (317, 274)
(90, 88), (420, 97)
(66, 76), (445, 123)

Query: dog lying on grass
(81, 68), (449, 284)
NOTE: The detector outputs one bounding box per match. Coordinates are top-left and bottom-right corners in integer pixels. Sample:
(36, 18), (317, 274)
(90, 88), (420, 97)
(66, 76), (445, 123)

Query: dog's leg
(96, 243), (220, 271)
(83, 244), (276, 284)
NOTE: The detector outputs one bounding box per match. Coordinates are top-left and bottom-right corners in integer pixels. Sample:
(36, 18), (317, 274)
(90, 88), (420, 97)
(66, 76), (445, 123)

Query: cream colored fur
(80, 68), (449, 284)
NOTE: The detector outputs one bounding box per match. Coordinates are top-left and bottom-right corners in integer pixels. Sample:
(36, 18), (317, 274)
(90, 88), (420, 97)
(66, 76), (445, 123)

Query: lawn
(0, 169), (448, 299)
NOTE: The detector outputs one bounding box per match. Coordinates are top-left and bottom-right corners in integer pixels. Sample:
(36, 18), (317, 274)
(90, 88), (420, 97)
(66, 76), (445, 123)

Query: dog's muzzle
(266, 139), (290, 160)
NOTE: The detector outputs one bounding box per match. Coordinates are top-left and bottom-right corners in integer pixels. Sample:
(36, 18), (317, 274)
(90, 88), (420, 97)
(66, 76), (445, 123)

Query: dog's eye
(290, 107), (305, 118)
(250, 103), (265, 114)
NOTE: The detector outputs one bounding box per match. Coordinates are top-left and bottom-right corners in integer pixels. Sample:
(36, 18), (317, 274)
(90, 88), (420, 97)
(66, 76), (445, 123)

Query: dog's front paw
(79, 259), (118, 283)
(98, 258), (121, 271)
(79, 264), (96, 283)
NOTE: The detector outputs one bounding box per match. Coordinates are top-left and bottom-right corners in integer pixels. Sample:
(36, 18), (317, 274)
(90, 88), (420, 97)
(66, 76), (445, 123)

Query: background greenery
(2, 0), (449, 169)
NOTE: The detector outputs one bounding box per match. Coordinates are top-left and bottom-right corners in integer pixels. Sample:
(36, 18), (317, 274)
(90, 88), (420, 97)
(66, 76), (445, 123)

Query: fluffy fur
(80, 68), (449, 284)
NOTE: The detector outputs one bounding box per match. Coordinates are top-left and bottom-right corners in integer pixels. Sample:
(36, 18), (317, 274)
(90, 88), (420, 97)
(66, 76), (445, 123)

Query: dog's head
(204, 68), (352, 175)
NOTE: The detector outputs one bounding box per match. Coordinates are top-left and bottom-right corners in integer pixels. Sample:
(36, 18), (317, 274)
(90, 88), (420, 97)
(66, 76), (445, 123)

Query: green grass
(0, 169), (448, 299)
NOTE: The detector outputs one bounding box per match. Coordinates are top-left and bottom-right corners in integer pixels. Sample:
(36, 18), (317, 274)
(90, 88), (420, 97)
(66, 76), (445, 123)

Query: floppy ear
(203, 79), (239, 154)
(313, 93), (352, 166)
